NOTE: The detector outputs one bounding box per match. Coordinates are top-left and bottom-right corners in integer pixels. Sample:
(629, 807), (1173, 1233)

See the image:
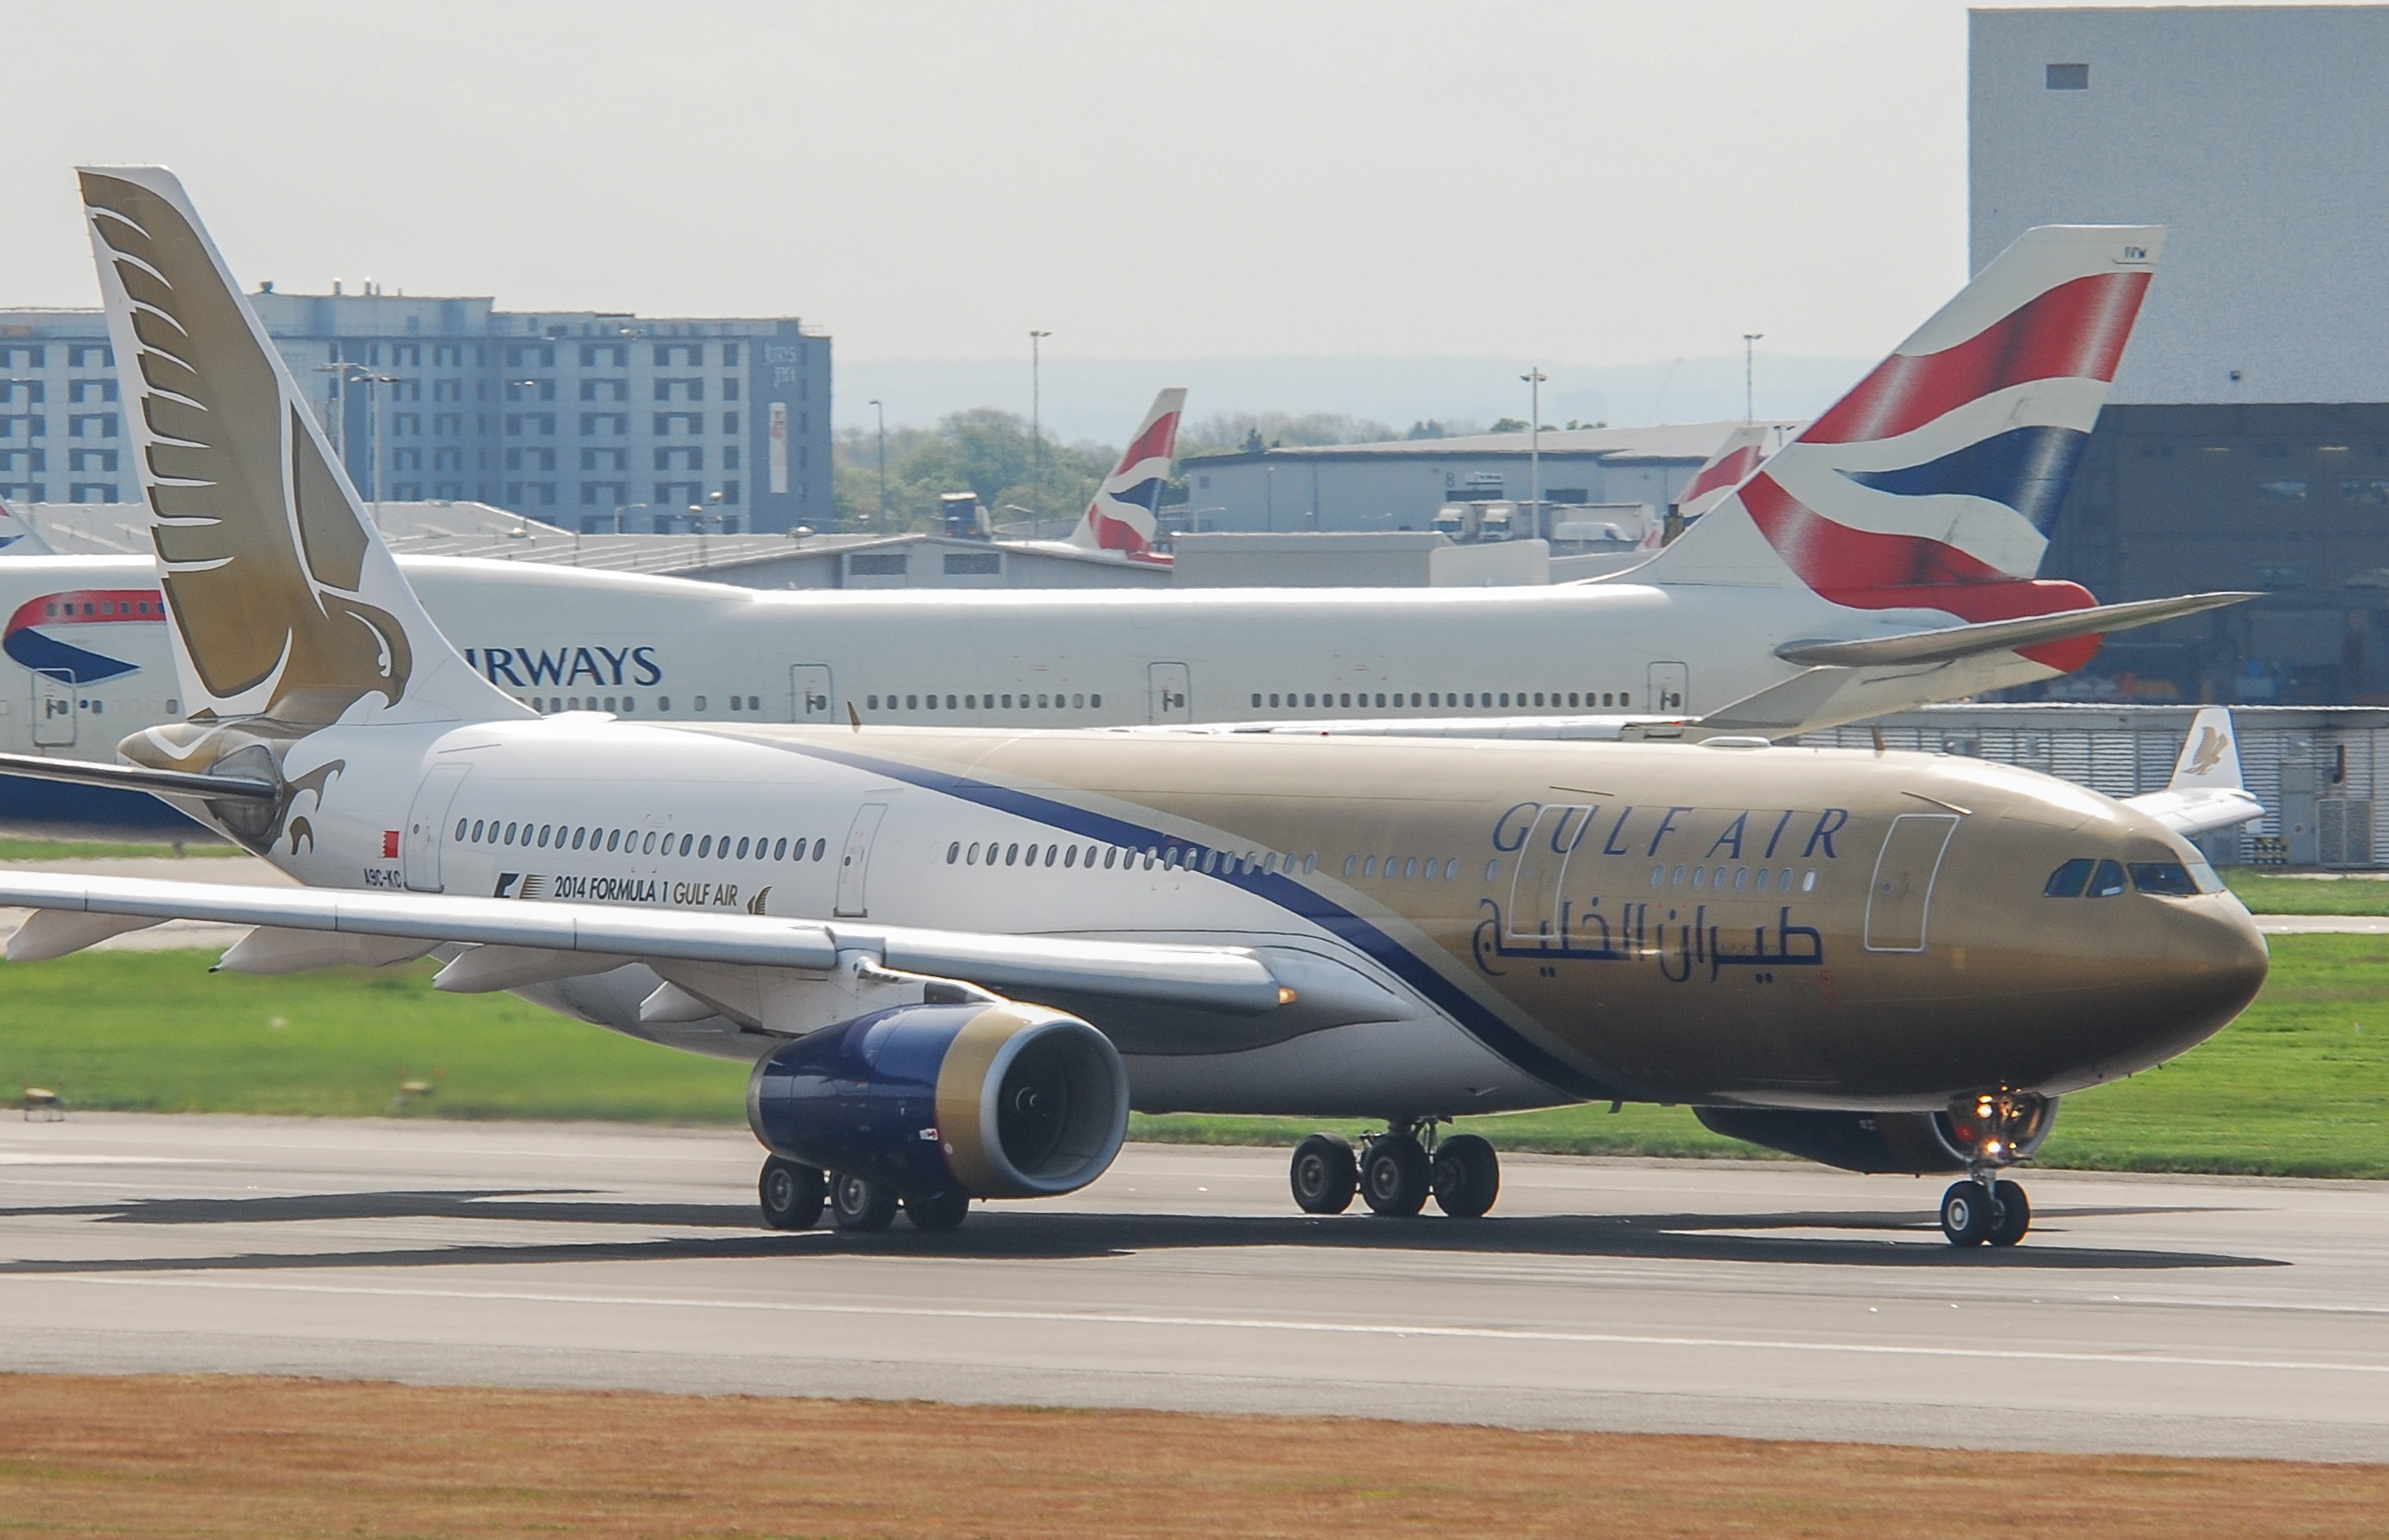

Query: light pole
(1520, 367), (1546, 537)
(356, 372), (398, 515)
(867, 398), (887, 535)
(1742, 333), (1763, 424)
(1029, 330), (1050, 540)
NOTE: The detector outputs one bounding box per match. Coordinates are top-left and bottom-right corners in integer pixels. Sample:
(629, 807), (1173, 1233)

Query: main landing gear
(758, 1155), (970, 1234)
(1289, 1122), (1501, 1220)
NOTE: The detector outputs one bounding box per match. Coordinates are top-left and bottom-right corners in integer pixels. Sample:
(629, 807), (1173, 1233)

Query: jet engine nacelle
(1693, 1102), (2057, 1176)
(747, 1001), (1130, 1199)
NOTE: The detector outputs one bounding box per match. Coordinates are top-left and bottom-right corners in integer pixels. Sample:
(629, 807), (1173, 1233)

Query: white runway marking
(43, 1272), (2388, 1378)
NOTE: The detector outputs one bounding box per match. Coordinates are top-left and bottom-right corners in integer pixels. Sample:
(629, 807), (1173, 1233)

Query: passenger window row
(1342, 854), (1461, 880)
(871, 692), (1101, 712)
(1654, 863), (1816, 894)
(523, 695), (759, 715)
(944, 839), (1317, 876)
(1257, 690), (1635, 711)
(453, 817), (831, 863)
(2044, 857), (2213, 897)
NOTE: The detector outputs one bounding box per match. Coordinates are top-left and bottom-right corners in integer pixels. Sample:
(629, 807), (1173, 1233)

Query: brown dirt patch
(0, 1373), (2381, 1538)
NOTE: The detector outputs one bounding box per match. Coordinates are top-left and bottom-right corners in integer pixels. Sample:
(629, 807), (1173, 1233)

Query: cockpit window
(2185, 853), (2226, 894)
(2089, 858), (2127, 898)
(2129, 862), (2199, 896)
(2044, 857), (2093, 898)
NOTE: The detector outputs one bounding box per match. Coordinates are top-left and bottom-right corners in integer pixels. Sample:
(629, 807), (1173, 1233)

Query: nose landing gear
(1937, 1091), (2050, 1247)
(1286, 1121), (1500, 1219)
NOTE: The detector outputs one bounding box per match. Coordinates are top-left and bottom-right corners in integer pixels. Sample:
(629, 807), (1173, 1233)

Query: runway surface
(0, 1116), (2382, 1462)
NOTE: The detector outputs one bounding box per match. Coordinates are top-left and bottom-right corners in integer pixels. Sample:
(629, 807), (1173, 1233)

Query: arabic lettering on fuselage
(1476, 800), (1841, 981)
(463, 646), (664, 690)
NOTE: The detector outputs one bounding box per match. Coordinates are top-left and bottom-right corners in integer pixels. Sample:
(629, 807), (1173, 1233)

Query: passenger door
(1507, 804), (1594, 942)
(834, 802), (888, 917)
(32, 671), (74, 746)
(790, 664), (833, 723)
(1864, 813), (1960, 952)
(1647, 660), (1689, 714)
(402, 763), (473, 893)
(1148, 662), (1191, 723)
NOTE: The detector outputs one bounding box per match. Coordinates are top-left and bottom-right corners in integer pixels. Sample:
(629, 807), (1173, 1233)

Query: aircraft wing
(2119, 706), (2265, 838)
(0, 872), (1286, 1016)
(1773, 592), (2256, 669)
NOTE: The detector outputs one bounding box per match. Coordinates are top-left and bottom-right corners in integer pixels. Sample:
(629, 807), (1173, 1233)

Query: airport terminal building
(1, 289), (832, 535)
(1975, 4), (2389, 706)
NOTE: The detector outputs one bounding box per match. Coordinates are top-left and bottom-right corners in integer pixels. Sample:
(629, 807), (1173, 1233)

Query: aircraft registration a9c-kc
(0, 203), (2251, 818)
(0, 168), (2269, 1248)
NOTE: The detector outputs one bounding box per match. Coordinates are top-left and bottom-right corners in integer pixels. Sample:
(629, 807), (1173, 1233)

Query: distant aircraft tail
(1673, 423), (1773, 523)
(0, 494), (37, 553)
(2120, 707), (2264, 838)
(1068, 387), (1185, 561)
(77, 166), (527, 730)
(1634, 224), (2165, 666)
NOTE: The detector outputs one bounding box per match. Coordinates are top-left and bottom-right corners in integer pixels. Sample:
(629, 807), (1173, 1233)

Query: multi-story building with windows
(1, 288), (831, 534)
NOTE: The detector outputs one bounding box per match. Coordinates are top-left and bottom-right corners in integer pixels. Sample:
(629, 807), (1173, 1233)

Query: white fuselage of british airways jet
(0, 552), (2034, 759)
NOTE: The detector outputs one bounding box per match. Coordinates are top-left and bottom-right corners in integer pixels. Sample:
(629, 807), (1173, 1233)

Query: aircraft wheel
(1986, 1179), (2032, 1247)
(1360, 1133), (1431, 1217)
(758, 1155), (825, 1230)
(830, 1170), (899, 1233)
(1430, 1134), (1501, 1219)
(1939, 1180), (1993, 1247)
(1290, 1134), (1358, 1215)
(903, 1184), (971, 1232)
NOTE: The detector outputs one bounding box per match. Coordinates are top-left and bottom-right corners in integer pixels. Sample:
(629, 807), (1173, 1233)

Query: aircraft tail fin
(77, 166), (529, 730)
(1068, 387), (1185, 560)
(0, 494), (41, 554)
(1672, 422), (1774, 523)
(2121, 707), (2263, 839)
(2168, 706), (2245, 793)
(1633, 224), (2166, 653)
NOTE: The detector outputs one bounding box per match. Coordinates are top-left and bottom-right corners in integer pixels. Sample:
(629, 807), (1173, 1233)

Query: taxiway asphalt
(0, 1115), (2381, 1462)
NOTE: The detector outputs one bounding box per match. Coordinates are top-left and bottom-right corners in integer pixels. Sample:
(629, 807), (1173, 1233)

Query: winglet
(847, 700), (862, 733)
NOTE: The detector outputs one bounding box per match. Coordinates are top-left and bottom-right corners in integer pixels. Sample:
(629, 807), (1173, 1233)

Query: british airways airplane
(0, 213), (2241, 833)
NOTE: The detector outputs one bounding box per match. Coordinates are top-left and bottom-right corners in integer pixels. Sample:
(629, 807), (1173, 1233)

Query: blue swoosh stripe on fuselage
(780, 737), (1620, 1102)
(1839, 424), (2088, 534)
(3, 627), (140, 684)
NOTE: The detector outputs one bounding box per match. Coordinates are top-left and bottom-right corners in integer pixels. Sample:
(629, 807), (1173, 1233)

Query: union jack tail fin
(1674, 423), (1774, 523)
(1635, 224), (2165, 654)
(0, 495), (34, 553)
(1068, 387), (1185, 561)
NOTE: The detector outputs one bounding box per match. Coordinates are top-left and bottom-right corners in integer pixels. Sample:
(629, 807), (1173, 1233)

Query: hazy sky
(0, 0), (2287, 374)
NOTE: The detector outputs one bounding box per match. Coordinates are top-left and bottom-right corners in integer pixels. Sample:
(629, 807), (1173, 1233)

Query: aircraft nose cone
(2132, 894), (2270, 1070)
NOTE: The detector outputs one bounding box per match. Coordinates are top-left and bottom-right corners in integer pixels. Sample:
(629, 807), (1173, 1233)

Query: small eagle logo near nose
(2189, 727), (2230, 776)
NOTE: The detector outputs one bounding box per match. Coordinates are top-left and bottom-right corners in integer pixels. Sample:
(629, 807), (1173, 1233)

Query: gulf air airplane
(0, 168), (2269, 1248)
(0, 213), (2245, 827)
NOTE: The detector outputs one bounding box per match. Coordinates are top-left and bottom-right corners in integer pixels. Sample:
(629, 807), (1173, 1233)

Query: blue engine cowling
(746, 1000), (1129, 1199)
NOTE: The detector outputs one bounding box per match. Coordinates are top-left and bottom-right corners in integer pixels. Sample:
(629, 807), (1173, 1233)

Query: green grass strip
(0, 936), (2383, 1178)
(0, 837), (242, 862)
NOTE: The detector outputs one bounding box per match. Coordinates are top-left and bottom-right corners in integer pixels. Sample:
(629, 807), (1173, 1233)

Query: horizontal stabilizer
(0, 872), (1285, 1017)
(0, 750), (276, 801)
(1774, 591), (2256, 670)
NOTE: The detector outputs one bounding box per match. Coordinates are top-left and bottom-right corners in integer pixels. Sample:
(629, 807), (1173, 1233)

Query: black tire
(1429, 1134), (1501, 1219)
(1940, 1179), (1993, 1247)
(1290, 1134), (1359, 1215)
(758, 1156), (825, 1230)
(1360, 1133), (1431, 1217)
(1987, 1178), (2031, 1246)
(903, 1184), (972, 1232)
(829, 1170), (898, 1233)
